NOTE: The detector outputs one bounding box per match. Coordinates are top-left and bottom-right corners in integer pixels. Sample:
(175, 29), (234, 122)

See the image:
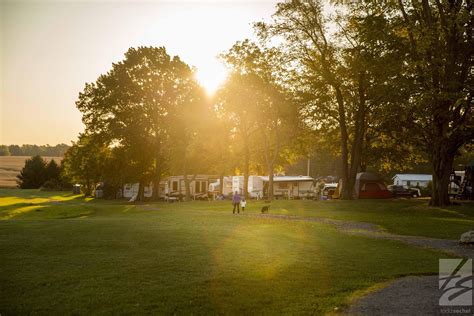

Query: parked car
(387, 185), (420, 198)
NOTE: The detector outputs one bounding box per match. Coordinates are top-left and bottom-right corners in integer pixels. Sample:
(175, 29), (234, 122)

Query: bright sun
(195, 58), (228, 95)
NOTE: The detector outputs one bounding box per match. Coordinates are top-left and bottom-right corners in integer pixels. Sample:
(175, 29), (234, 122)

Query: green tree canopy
(219, 40), (300, 199)
(393, 0), (474, 205)
(61, 134), (109, 196)
(76, 46), (204, 200)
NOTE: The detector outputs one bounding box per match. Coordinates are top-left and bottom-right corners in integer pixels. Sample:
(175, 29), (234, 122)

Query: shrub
(17, 155), (47, 189)
(419, 181), (432, 197)
(17, 156), (71, 190)
(45, 160), (61, 181)
(40, 179), (62, 191)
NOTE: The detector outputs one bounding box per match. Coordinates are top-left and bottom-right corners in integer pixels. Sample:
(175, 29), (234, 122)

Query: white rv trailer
(232, 175), (314, 199)
(123, 183), (153, 199)
(209, 177), (233, 197)
(260, 176), (315, 199)
(166, 175), (219, 199)
(392, 174), (432, 188)
(232, 176), (264, 198)
(392, 172), (465, 197)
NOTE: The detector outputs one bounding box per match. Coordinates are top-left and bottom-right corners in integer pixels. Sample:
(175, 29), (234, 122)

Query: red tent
(354, 172), (391, 199)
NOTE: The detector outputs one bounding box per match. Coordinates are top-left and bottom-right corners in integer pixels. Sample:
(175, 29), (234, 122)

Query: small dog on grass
(261, 205), (270, 214)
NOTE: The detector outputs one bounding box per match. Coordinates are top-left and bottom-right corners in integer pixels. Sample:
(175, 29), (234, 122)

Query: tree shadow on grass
(0, 194), (97, 220)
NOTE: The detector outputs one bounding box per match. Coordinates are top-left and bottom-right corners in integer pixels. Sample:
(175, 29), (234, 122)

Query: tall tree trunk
(219, 174), (224, 196)
(264, 128), (279, 201)
(85, 179), (92, 197)
(268, 165), (274, 200)
(117, 182), (124, 199)
(334, 86), (351, 199)
(184, 174), (191, 201)
(152, 156), (161, 200)
(182, 149), (191, 201)
(348, 154), (361, 199)
(243, 144), (250, 199)
(348, 73), (367, 199)
(152, 176), (161, 200)
(137, 181), (145, 202)
(152, 143), (162, 200)
(430, 146), (454, 206)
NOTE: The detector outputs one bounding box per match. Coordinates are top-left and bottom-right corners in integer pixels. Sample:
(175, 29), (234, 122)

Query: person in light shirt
(240, 198), (247, 212)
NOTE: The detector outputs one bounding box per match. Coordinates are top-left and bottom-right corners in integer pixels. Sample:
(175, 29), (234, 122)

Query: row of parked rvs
(123, 175), (316, 200)
(120, 170), (473, 201)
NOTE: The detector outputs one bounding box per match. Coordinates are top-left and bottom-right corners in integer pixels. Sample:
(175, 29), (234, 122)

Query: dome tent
(354, 172), (391, 199)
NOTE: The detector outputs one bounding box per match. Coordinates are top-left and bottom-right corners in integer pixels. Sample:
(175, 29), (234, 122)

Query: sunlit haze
(1, 0), (277, 145)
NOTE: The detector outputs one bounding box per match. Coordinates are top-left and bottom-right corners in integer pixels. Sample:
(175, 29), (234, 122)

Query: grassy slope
(0, 190), (474, 239)
(0, 190), (448, 314)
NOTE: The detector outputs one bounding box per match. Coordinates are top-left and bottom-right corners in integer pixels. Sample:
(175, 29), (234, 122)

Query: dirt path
(346, 275), (443, 316)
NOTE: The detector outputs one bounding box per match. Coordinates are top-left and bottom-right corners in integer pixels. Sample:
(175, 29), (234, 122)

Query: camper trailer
(232, 176), (264, 198)
(166, 175), (218, 200)
(123, 183), (153, 199)
(208, 177), (233, 198)
(260, 176), (314, 199)
(392, 174), (432, 188)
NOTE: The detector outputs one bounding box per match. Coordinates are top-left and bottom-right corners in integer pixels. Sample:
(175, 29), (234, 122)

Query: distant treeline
(0, 144), (70, 157)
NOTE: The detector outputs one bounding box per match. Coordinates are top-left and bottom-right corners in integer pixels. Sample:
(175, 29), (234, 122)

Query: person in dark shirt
(232, 191), (241, 214)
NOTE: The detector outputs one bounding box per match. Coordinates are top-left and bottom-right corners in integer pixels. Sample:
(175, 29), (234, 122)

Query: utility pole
(307, 157), (310, 177)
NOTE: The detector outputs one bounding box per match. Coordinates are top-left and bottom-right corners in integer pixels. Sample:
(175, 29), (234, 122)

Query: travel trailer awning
(260, 176), (314, 182)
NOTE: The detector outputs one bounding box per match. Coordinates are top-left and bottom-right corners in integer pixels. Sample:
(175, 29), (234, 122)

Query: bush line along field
(0, 156), (62, 188)
(1, 189), (473, 314)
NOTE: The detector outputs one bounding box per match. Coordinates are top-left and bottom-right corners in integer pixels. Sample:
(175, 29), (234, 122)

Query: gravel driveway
(346, 276), (444, 316)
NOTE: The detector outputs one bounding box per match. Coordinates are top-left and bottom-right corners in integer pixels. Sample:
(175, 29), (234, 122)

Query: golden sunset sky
(1, 0), (277, 145)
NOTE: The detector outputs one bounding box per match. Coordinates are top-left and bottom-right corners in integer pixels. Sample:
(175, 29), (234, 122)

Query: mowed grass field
(0, 156), (62, 188)
(1, 190), (473, 314)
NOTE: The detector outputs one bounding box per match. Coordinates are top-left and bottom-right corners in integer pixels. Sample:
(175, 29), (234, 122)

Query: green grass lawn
(234, 198), (474, 240)
(0, 190), (470, 314)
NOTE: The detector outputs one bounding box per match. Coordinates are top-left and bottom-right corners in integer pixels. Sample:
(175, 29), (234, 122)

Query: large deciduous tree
(257, 0), (404, 199)
(166, 77), (208, 201)
(76, 47), (203, 201)
(219, 40), (298, 200)
(395, 0), (473, 206)
(216, 72), (257, 198)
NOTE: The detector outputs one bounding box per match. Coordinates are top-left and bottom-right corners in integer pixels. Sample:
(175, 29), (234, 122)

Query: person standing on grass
(232, 191), (241, 214)
(240, 198), (246, 212)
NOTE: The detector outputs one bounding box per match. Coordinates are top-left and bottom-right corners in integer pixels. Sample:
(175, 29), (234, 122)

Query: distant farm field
(0, 156), (62, 188)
